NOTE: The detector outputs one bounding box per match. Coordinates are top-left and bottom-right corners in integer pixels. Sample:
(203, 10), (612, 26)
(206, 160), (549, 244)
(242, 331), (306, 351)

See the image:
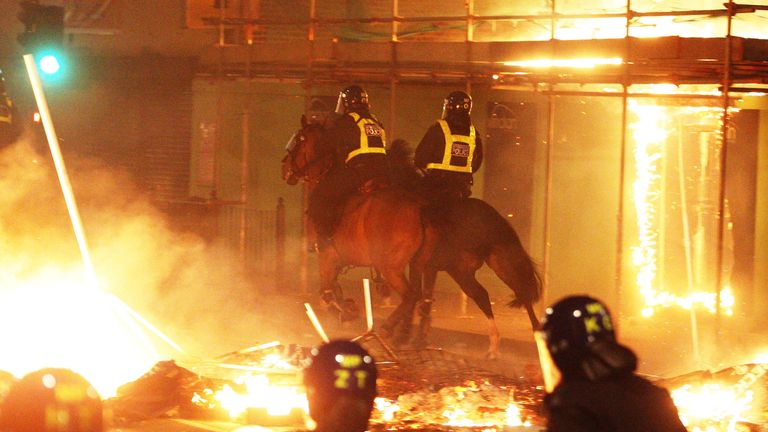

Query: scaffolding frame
(204, 1), (768, 338)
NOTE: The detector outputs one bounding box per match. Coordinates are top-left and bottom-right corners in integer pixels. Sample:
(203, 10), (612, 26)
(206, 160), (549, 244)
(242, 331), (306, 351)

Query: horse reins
(284, 131), (333, 182)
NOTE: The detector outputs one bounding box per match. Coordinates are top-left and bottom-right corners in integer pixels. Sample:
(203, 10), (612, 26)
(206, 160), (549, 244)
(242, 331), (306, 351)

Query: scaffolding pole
(714, 0), (735, 352)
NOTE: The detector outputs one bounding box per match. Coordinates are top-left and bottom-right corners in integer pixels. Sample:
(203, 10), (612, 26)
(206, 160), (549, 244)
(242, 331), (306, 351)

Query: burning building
(1, 0), (768, 430)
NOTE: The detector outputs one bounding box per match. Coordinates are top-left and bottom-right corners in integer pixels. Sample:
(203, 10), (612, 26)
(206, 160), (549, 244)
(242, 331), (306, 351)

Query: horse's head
(282, 115), (332, 185)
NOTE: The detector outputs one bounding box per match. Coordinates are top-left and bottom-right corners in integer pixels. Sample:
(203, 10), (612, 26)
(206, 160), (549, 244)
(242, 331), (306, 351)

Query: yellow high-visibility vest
(345, 112), (387, 163)
(426, 119), (476, 173)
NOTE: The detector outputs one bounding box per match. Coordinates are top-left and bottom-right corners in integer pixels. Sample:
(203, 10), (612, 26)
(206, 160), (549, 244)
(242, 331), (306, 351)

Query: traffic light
(17, 1), (66, 79)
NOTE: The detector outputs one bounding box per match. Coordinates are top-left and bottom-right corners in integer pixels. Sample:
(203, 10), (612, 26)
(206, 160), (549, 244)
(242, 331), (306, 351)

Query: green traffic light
(39, 54), (61, 75)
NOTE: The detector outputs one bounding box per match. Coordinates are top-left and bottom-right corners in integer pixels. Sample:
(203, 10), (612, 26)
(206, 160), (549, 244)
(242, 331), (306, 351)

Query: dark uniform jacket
(308, 109), (389, 238)
(325, 110), (388, 179)
(414, 114), (482, 200)
(544, 345), (687, 432)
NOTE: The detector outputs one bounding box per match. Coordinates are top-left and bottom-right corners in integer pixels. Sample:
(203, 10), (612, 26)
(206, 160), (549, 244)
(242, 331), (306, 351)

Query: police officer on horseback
(308, 85), (389, 248)
(415, 90), (483, 202)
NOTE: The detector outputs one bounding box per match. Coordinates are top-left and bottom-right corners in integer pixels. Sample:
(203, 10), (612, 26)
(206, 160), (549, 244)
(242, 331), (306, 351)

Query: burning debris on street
(659, 362), (768, 432)
(105, 341), (545, 430)
(94, 338), (768, 432)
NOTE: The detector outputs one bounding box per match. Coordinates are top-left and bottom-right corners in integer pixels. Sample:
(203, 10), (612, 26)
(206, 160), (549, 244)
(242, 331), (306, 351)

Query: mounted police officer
(415, 90), (483, 202)
(307, 85), (389, 248)
(536, 295), (687, 432)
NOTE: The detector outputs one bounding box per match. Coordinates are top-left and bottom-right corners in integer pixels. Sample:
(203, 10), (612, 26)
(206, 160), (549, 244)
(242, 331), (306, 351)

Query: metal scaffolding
(204, 0), (768, 333)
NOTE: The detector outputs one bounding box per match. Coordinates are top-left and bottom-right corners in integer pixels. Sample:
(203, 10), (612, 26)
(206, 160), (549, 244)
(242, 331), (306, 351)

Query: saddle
(315, 177), (390, 248)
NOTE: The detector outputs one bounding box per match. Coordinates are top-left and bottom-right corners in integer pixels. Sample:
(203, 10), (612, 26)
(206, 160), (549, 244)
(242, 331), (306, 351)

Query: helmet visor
(335, 92), (345, 115)
(285, 131), (300, 152)
(534, 330), (562, 393)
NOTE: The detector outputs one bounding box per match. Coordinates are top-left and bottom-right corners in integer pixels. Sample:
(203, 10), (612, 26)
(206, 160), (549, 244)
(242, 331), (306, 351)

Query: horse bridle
(283, 128), (332, 182)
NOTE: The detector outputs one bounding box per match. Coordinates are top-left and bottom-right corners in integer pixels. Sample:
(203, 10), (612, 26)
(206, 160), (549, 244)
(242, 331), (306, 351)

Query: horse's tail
(486, 240), (542, 305)
(486, 241), (542, 328)
(467, 198), (541, 326)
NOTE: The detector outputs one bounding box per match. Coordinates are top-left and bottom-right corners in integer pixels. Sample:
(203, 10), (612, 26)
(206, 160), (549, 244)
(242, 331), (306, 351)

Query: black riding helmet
(335, 85), (370, 114)
(304, 340), (377, 431)
(0, 368), (103, 432)
(442, 90), (472, 118)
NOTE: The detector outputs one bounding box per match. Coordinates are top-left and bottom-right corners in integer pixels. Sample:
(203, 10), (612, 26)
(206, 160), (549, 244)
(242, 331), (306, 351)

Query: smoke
(0, 134), (294, 365)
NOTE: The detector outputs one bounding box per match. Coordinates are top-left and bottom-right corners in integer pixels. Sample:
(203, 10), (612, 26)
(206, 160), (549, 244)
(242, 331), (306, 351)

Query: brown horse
(281, 115), (434, 339)
(283, 118), (541, 358)
(409, 198), (542, 358)
(383, 140), (542, 358)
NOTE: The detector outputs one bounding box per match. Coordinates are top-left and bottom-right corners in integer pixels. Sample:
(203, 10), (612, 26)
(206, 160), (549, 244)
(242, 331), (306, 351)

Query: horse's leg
(317, 249), (347, 319)
(379, 269), (417, 346)
(447, 268), (500, 360)
(372, 267), (393, 307)
(413, 267), (437, 349)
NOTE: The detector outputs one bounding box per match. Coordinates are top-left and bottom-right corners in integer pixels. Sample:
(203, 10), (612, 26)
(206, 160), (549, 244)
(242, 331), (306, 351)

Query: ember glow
(0, 268), (165, 397)
(628, 99), (735, 317)
(371, 381), (533, 429)
(0, 58), (184, 399)
(503, 57), (623, 69)
(671, 383), (754, 431)
(194, 350), (536, 431)
(213, 373), (308, 418)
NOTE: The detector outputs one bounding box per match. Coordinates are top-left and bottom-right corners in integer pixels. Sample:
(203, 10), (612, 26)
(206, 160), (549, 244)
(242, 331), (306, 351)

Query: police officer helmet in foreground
(536, 295), (686, 432)
(303, 339), (377, 432)
(0, 368), (103, 432)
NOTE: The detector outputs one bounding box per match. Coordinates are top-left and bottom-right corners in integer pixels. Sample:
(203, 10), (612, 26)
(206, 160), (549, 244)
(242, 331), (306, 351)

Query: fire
(193, 346), (309, 424)
(0, 268), (167, 397)
(370, 381), (533, 429)
(0, 60), (184, 400)
(213, 373), (308, 418)
(374, 397), (400, 422)
(671, 383), (754, 431)
(503, 57), (622, 68)
(628, 98), (736, 317)
(194, 353), (536, 430)
(546, 8), (765, 40)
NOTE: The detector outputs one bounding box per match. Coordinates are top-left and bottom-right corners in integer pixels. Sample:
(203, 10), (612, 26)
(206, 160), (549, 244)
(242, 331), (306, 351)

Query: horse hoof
(392, 330), (413, 348)
(485, 351), (500, 361)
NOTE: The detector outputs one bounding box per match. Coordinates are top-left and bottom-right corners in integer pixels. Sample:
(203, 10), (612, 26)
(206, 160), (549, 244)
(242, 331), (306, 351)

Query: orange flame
(671, 382), (754, 431)
(628, 98), (736, 317)
(0, 267), (167, 397)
